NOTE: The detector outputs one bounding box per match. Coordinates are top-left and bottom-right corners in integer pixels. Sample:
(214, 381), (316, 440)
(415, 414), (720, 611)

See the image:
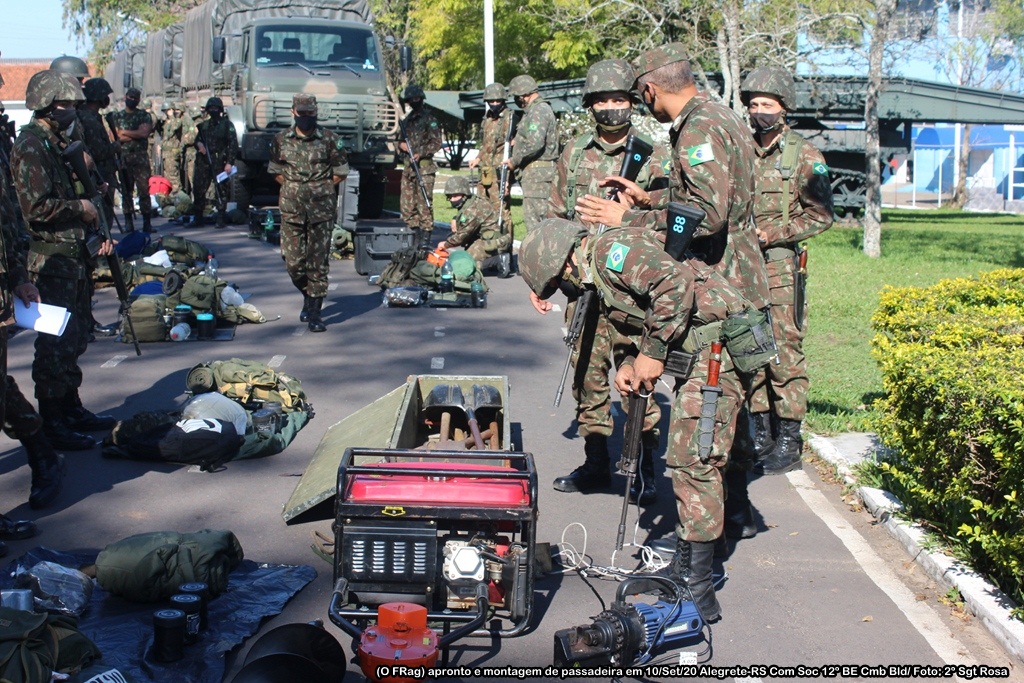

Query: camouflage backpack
(378, 246), (421, 289)
(120, 294), (169, 344)
(187, 358), (309, 413)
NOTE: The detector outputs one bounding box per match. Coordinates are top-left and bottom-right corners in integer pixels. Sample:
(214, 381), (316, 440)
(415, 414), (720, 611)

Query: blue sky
(3, 0), (89, 60)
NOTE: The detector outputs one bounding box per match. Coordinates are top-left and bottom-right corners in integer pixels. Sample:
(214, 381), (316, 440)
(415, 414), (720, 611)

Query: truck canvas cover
(181, 0), (374, 89)
(142, 24), (184, 98)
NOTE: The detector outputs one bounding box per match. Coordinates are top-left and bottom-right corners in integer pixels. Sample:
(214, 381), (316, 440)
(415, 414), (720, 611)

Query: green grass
(805, 208), (1024, 434)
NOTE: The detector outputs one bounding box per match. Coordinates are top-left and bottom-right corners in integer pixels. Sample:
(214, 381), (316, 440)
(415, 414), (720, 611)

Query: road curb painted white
(807, 432), (1024, 664)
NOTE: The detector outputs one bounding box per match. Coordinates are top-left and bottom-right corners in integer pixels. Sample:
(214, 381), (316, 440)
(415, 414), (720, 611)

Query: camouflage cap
(740, 66), (796, 110)
(507, 75), (538, 97)
(49, 55), (90, 79)
(126, 87), (142, 100)
(293, 93), (318, 114)
(631, 43), (689, 79)
(403, 84), (425, 100)
(82, 78), (113, 102)
(25, 70), (85, 111)
(482, 82), (506, 101)
(582, 59), (638, 106)
(518, 218), (587, 300)
(444, 176), (473, 197)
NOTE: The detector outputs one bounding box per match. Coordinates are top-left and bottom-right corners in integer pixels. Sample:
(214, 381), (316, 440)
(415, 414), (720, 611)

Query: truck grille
(252, 97), (399, 136)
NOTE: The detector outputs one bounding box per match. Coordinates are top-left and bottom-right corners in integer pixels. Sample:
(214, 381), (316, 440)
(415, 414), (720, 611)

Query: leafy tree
(62, 0), (201, 66)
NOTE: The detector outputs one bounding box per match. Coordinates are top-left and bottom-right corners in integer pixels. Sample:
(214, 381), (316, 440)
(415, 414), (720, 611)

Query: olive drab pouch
(191, 358), (309, 413)
(160, 235), (210, 265)
(378, 246), (420, 289)
(479, 166), (494, 187)
(721, 308), (777, 374)
(120, 294), (169, 343)
(175, 274), (223, 313)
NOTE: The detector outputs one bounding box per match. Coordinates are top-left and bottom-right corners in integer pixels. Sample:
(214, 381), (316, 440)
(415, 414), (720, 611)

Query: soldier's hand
(631, 353), (664, 392)
(398, 141), (408, 154)
(97, 239), (116, 257)
(99, 182), (109, 195)
(13, 282), (40, 306)
(333, 174), (346, 185)
(614, 364), (636, 395)
(468, 157), (479, 169)
(196, 142), (207, 155)
(575, 194), (627, 228)
(756, 228), (768, 245)
(223, 162), (233, 173)
(529, 291), (553, 315)
(601, 175), (650, 209)
(80, 200), (99, 225)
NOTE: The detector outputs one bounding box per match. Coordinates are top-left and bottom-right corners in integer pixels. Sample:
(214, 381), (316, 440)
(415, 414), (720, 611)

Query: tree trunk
(863, 0), (898, 258)
(722, 0), (745, 113)
(952, 123), (972, 208)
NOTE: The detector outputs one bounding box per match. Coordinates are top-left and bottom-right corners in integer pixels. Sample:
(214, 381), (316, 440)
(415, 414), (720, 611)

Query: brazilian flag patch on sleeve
(812, 161), (829, 175)
(605, 242), (629, 273)
(687, 142), (714, 166)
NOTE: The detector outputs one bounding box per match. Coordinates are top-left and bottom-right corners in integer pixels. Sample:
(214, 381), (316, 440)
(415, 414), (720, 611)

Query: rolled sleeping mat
(186, 364), (217, 395)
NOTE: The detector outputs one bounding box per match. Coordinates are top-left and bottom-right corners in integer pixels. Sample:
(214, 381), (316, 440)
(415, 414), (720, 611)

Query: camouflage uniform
(476, 84), (513, 231)
(445, 193), (507, 264)
(161, 105), (193, 195)
(398, 100), (442, 236)
(192, 106), (239, 221)
(110, 92), (154, 222)
(509, 75), (558, 232)
(182, 105), (204, 196)
(78, 109), (118, 221)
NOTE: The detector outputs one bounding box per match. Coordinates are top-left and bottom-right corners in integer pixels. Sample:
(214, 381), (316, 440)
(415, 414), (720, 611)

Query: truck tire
(358, 171), (387, 219)
(231, 175), (253, 214)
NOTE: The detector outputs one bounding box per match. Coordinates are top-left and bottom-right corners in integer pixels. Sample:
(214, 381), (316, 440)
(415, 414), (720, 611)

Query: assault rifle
(615, 389), (650, 550)
(496, 110), (517, 271)
(196, 125), (226, 208)
(104, 112), (132, 233)
(552, 133), (655, 407)
(397, 117), (432, 210)
(63, 141), (141, 357)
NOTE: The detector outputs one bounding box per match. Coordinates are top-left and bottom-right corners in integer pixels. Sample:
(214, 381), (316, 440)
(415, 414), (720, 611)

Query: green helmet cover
(740, 66), (796, 110)
(26, 70), (85, 111)
(444, 176), (473, 197)
(518, 218), (587, 299)
(507, 75), (538, 97)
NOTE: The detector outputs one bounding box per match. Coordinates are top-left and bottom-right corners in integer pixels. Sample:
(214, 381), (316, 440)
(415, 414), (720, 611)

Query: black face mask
(125, 98), (139, 110)
(100, 96), (110, 109)
(48, 106), (78, 131)
(207, 110), (222, 120)
(408, 100), (424, 111)
(486, 102), (505, 117)
(295, 114), (317, 131)
(514, 97), (527, 109)
(449, 197), (467, 210)
(750, 111), (783, 134)
(593, 107), (631, 133)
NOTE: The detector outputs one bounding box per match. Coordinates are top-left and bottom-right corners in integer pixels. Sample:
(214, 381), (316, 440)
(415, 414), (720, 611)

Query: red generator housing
(330, 448), (537, 640)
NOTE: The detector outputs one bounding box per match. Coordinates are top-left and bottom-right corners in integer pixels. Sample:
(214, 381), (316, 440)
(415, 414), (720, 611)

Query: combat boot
(64, 391), (116, 432)
(751, 411), (776, 465)
(123, 213), (135, 232)
(498, 253), (512, 279)
(142, 212), (153, 233)
(553, 434), (611, 493)
(23, 430), (66, 510)
(633, 537), (721, 623)
(723, 466), (757, 539)
(215, 211), (226, 229)
(759, 418), (803, 475)
(299, 295), (311, 323)
(307, 297), (326, 333)
(0, 513), (36, 541)
(628, 431), (658, 505)
(38, 398), (96, 451)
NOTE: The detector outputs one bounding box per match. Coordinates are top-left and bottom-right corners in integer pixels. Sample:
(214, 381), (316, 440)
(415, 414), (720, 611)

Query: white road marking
(268, 355), (286, 368)
(328, 283), (339, 291)
(101, 355), (128, 368)
(552, 304), (562, 313)
(430, 357), (444, 369)
(788, 469), (975, 666)
(293, 327), (306, 337)
(434, 326), (446, 337)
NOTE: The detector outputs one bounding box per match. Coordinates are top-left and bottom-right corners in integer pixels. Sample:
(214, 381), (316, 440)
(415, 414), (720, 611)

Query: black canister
(152, 608), (186, 662)
(172, 304), (195, 328)
(177, 582), (209, 631)
(170, 593), (202, 644)
(195, 313), (216, 340)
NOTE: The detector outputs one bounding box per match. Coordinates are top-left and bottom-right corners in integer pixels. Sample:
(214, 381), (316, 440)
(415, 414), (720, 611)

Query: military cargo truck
(177, 0), (399, 217)
(103, 45), (146, 101)
(142, 24), (185, 108)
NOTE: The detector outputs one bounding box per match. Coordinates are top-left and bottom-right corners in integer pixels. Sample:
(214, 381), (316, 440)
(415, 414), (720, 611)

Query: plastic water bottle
(470, 281), (486, 308)
(439, 260), (454, 293)
(264, 210), (274, 240)
(169, 323), (191, 341)
(204, 254), (218, 279)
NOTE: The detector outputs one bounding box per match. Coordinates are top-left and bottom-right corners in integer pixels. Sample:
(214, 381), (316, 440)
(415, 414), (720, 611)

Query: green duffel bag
(161, 235), (209, 265)
(121, 294), (168, 344)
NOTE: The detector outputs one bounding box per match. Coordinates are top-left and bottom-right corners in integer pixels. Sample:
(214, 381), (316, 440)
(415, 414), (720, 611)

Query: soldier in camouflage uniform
(181, 104), (204, 198)
(191, 97), (238, 228)
(506, 75), (558, 233)
(161, 100), (192, 196)
(397, 85), (442, 246)
(520, 217), (756, 622)
(11, 71), (118, 454)
(576, 45), (772, 620)
(545, 59), (671, 505)
(741, 67), (833, 476)
(468, 83), (513, 256)
(110, 88), (154, 232)
(268, 94), (348, 333)
(79, 79), (118, 227)
(440, 176), (507, 266)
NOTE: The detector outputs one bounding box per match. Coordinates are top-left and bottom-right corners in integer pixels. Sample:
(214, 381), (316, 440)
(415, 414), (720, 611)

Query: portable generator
(328, 447), (537, 676)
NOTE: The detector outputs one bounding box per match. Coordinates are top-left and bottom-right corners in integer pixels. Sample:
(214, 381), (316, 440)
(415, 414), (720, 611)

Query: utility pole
(484, 0), (495, 85)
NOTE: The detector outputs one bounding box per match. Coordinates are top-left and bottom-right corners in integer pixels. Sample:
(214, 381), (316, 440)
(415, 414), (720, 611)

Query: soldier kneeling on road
(439, 176), (510, 275)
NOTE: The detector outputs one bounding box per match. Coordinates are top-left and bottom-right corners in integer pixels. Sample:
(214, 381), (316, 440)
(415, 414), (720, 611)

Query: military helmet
(204, 96), (224, 111)
(582, 59), (637, 106)
(740, 66), (796, 111)
(508, 75), (538, 97)
(444, 176), (473, 197)
(49, 55), (90, 80)
(25, 70), (85, 111)
(518, 218), (587, 300)
(82, 78), (113, 102)
(482, 82), (506, 101)
(402, 84), (425, 101)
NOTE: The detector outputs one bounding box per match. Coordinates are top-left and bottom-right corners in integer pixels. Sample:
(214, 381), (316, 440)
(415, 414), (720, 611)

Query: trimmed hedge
(871, 268), (1024, 614)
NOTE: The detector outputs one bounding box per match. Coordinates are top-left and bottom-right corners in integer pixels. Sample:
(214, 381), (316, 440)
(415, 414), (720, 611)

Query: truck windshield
(254, 25), (379, 72)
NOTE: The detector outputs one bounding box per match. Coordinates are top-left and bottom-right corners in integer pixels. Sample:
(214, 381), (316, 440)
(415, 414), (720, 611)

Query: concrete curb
(806, 432), (1024, 664)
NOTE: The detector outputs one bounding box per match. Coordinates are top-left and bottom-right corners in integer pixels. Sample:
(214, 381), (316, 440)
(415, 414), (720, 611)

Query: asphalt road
(0, 215), (1019, 683)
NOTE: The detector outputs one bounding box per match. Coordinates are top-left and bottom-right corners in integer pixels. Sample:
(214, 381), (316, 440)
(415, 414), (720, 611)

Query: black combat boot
(38, 398), (96, 451)
(0, 513), (36, 541)
(93, 321), (118, 337)
(23, 430), (66, 510)
(498, 253), (512, 279)
(215, 211), (226, 229)
(751, 411), (776, 465)
(628, 431), (658, 505)
(553, 434), (611, 493)
(299, 295), (311, 323)
(64, 391), (116, 432)
(307, 297), (326, 333)
(142, 212), (153, 233)
(123, 213), (135, 232)
(759, 418), (803, 475)
(634, 537), (721, 623)
(723, 466), (757, 539)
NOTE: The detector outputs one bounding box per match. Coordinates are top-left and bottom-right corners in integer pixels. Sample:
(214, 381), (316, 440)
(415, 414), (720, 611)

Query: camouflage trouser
(183, 148), (196, 195)
(192, 159), (227, 216)
(476, 175), (512, 238)
(400, 165), (435, 232)
(4, 375), (44, 441)
(281, 216), (332, 298)
(96, 161), (118, 227)
(565, 299), (660, 439)
(520, 166), (554, 233)
(162, 146), (182, 195)
(667, 345), (743, 542)
(748, 253), (808, 420)
(31, 273), (90, 401)
(121, 150), (153, 216)
(466, 234), (511, 265)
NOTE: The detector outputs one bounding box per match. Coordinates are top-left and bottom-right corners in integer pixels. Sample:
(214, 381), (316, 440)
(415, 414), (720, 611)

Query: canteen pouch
(721, 308), (776, 374)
